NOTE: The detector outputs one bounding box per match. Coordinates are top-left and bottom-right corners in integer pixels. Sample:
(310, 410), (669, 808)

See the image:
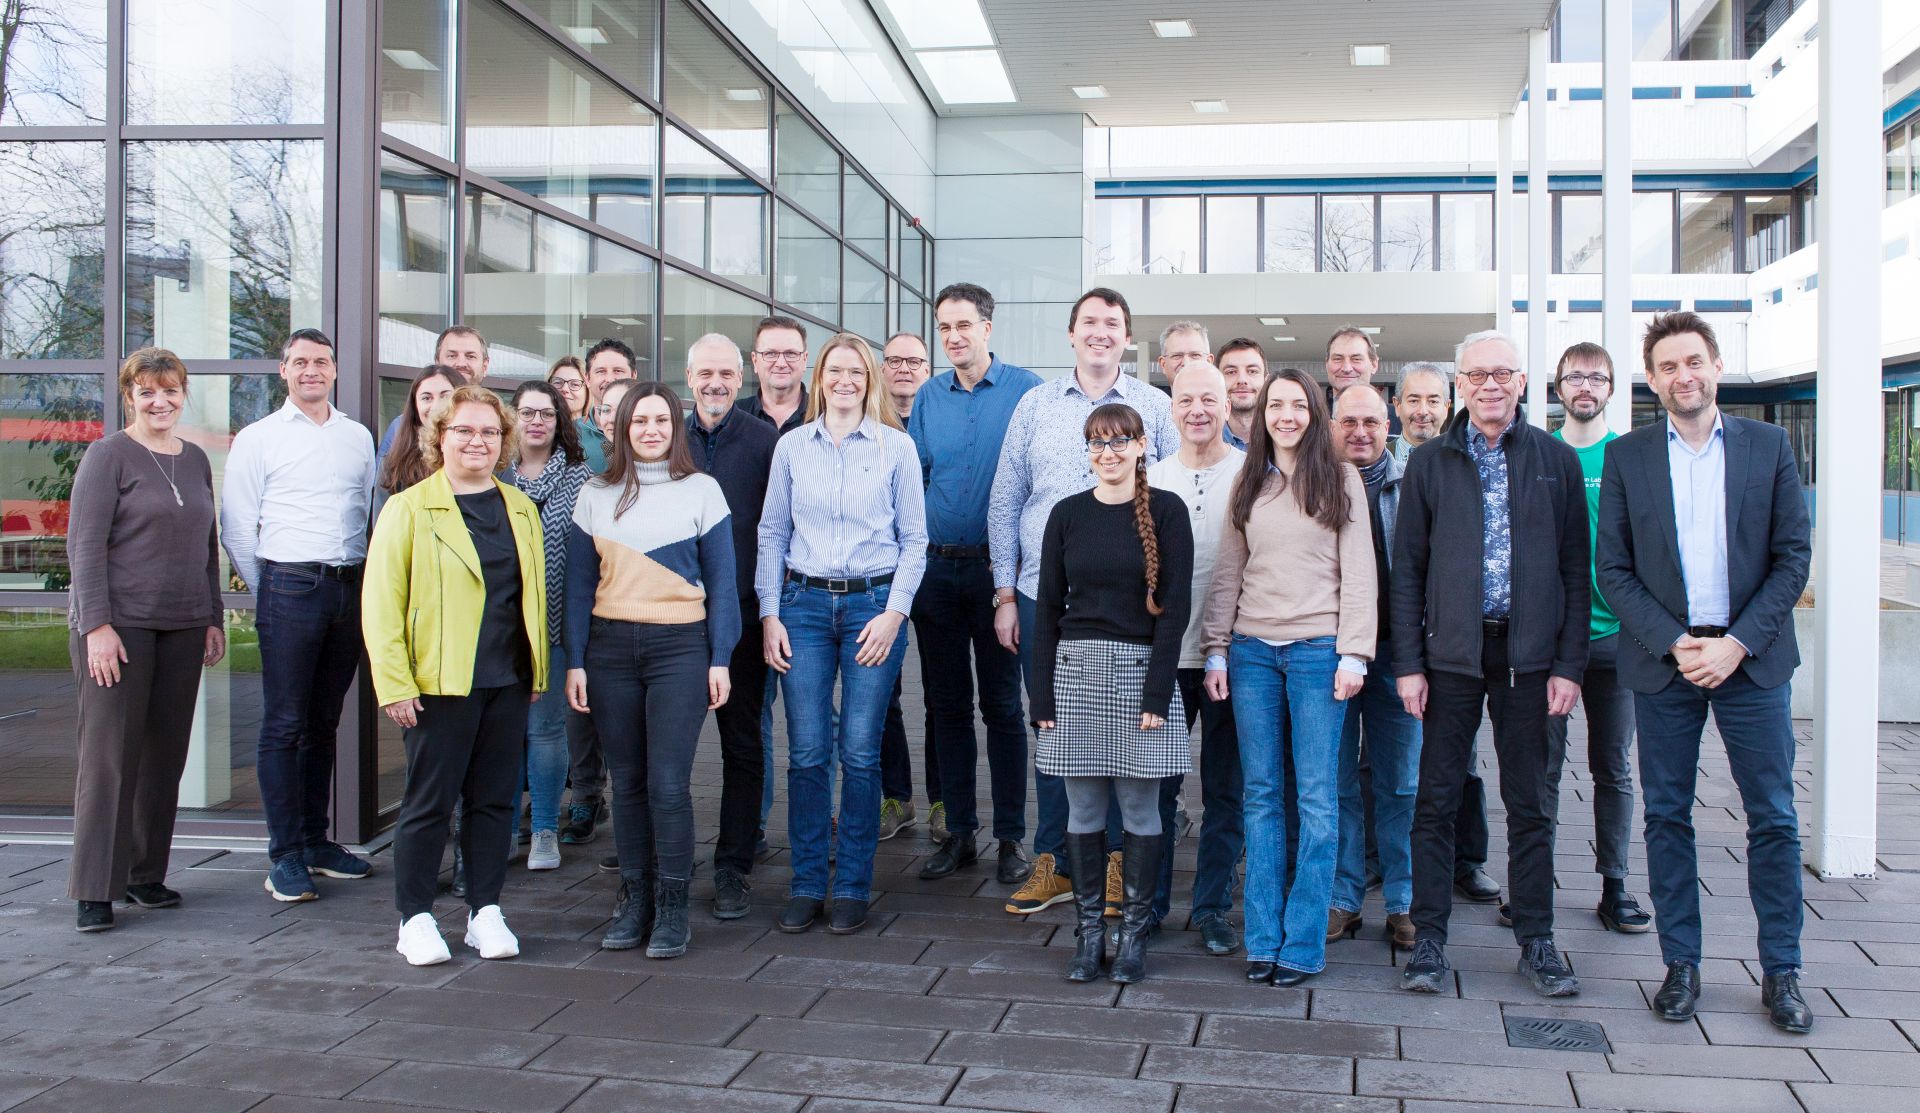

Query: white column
(1526, 27), (1550, 425)
(1811, 0), (1881, 878)
(1602, 0), (1633, 432)
(1496, 113), (1515, 337)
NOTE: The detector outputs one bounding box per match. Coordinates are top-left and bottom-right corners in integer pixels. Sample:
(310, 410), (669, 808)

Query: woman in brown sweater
(1201, 369), (1376, 986)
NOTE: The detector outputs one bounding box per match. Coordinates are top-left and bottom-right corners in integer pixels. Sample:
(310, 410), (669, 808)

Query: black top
(737, 386), (809, 436)
(456, 487), (530, 688)
(1031, 487), (1193, 721)
(687, 405), (778, 603)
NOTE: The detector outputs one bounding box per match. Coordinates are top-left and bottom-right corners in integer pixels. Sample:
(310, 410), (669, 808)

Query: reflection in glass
(126, 0), (326, 125)
(664, 127), (767, 293)
(1147, 197), (1199, 274)
(1681, 0), (1736, 60)
(0, 143), (106, 359)
(776, 203), (837, 323)
(1679, 192), (1735, 274)
(899, 215), (928, 292)
(1263, 195), (1315, 273)
(466, 0), (657, 231)
(664, 0), (770, 177)
(379, 153), (454, 367)
(0, 375), (101, 592)
(843, 247), (886, 341)
(1634, 191), (1675, 273)
(0, 0), (107, 125)
(380, 0), (454, 157)
(124, 140), (325, 359)
(1321, 196), (1374, 272)
(1379, 195), (1433, 272)
(897, 288), (927, 344)
(1889, 127), (1912, 206)
(1745, 194), (1793, 271)
(1094, 198), (1142, 275)
(1560, 193), (1601, 274)
(1633, 0), (1673, 59)
(776, 100), (839, 230)
(1204, 197), (1257, 274)
(663, 266), (766, 378)
(538, 0), (659, 95)
(1439, 194), (1493, 271)
(844, 170), (887, 264)
(463, 187), (657, 380)
(172, 374), (285, 590)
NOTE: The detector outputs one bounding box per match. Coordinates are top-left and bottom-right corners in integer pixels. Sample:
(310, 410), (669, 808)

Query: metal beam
(1602, 0), (1633, 431)
(1526, 27), (1550, 424)
(1496, 112), (1514, 337)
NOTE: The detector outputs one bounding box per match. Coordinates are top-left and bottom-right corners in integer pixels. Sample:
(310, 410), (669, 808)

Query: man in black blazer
(1596, 312), (1813, 1034)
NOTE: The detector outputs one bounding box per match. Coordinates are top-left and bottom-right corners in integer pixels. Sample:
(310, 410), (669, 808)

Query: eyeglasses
(516, 407), (557, 423)
(1336, 417), (1388, 431)
(883, 356), (927, 371)
(1559, 372), (1611, 388)
(448, 426), (503, 444)
(754, 349), (805, 365)
(550, 377), (583, 390)
(1086, 435), (1137, 453)
(1461, 368), (1518, 385)
(592, 404), (614, 418)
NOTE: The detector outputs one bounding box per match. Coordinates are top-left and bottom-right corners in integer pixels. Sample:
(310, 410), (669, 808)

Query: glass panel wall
(664, 127), (767, 292)
(1679, 191), (1736, 274)
(380, 0), (456, 157)
(1745, 194), (1794, 270)
(1321, 196), (1374, 272)
(843, 170), (887, 264)
(899, 214), (928, 294)
(1146, 196), (1200, 274)
(126, 0), (327, 126)
(1633, 190), (1676, 274)
(1094, 198), (1143, 275)
(0, 143), (107, 359)
(663, 267), (765, 374)
(1204, 196), (1258, 274)
(776, 100), (839, 229)
(1263, 196), (1316, 273)
(0, 0), (108, 125)
(842, 247), (887, 341)
(536, 0), (659, 95)
(379, 153), (455, 367)
(0, 374), (102, 592)
(1560, 193), (1602, 274)
(1439, 194), (1492, 271)
(663, 0), (769, 178)
(776, 203), (838, 323)
(1379, 195), (1433, 271)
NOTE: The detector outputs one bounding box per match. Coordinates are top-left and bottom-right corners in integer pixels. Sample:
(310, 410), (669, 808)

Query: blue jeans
(1179, 669), (1244, 924)
(254, 561), (363, 862)
(522, 641), (570, 835)
(779, 580), (910, 902)
(1333, 647), (1421, 915)
(1230, 635), (1343, 973)
(1635, 671), (1802, 975)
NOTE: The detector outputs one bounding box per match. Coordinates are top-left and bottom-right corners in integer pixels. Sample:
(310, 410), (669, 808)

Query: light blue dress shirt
(1668, 415), (1730, 628)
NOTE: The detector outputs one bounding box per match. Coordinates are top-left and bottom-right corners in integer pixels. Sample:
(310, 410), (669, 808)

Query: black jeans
(714, 599), (767, 876)
(1411, 632), (1558, 947)
(254, 560), (363, 862)
(910, 554), (1027, 843)
(393, 682), (530, 918)
(879, 676), (920, 804)
(586, 619), (710, 881)
(1177, 668), (1243, 923)
(564, 707), (606, 805)
(1544, 633), (1636, 881)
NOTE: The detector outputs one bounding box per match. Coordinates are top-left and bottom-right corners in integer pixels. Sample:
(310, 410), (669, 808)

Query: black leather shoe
(75, 901), (113, 933)
(1455, 867), (1501, 902)
(1245, 961), (1277, 984)
(1519, 938), (1580, 998)
(778, 896), (822, 933)
(918, 835), (977, 879)
(125, 882), (181, 908)
(1763, 971), (1814, 1034)
(827, 898), (869, 934)
(1196, 914), (1239, 956)
(995, 840), (1032, 884)
(1271, 967), (1313, 988)
(1653, 962), (1702, 1020)
(711, 866), (750, 920)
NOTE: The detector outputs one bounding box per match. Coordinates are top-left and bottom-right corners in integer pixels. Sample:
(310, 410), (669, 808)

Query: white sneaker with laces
(465, 904), (520, 959)
(527, 829), (561, 870)
(396, 912), (451, 966)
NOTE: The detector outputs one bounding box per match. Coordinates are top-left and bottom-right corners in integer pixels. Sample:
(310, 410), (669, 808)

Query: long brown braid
(1086, 403), (1162, 615)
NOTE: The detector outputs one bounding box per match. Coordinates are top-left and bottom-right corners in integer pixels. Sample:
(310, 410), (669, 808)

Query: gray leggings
(1064, 776), (1163, 836)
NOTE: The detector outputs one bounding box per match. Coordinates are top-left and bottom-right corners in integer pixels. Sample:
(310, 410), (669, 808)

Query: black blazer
(1595, 414), (1810, 693)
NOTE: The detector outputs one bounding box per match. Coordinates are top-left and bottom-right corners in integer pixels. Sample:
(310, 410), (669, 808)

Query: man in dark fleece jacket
(1389, 330), (1590, 1001)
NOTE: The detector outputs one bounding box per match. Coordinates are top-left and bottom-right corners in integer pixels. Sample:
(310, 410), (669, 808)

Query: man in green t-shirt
(1549, 342), (1652, 935)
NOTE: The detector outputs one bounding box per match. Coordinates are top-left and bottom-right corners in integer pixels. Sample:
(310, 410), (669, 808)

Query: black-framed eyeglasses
(1086, 435), (1137, 453)
(1559, 372), (1611, 388)
(516, 407), (558, 423)
(1461, 368), (1518, 385)
(883, 356), (927, 371)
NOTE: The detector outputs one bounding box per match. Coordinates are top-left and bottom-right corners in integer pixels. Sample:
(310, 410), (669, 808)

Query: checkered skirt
(1036, 638), (1189, 778)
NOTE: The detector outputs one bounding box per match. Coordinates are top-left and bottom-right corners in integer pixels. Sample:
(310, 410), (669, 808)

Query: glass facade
(1552, 0), (1745, 62)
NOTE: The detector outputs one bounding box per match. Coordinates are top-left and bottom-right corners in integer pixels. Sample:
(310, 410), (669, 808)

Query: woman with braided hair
(1030, 403), (1193, 985)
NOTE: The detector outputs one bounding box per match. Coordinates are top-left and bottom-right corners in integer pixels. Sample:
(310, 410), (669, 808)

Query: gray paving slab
(1570, 1071), (1804, 1113)
(728, 1051), (959, 1103)
(525, 1033), (756, 1084)
(948, 1065), (1176, 1113)
(148, 1044), (394, 1098)
(1174, 1087), (1398, 1113)
(331, 1020), (560, 1068)
(1357, 1059), (1578, 1106)
(729, 1016), (943, 1063)
(0, 1030), (200, 1081)
(935, 1030), (1144, 1076)
(564, 1077), (802, 1113)
(4, 1076), (265, 1112)
(144, 1002), (374, 1050)
(997, 1001), (1200, 1045)
(349, 1061), (593, 1113)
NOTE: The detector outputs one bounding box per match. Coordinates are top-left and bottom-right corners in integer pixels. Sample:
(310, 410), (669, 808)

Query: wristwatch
(992, 590), (1017, 608)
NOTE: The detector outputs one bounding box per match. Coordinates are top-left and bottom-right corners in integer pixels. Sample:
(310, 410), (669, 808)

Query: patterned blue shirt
(907, 355), (1042, 547)
(987, 371), (1180, 598)
(1467, 419), (1514, 618)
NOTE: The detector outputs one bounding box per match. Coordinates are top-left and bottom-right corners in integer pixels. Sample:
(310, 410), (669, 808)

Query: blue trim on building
(1695, 299), (1755, 313)
(1696, 85), (1752, 99)
(1530, 85), (1746, 102)
(1097, 172), (1810, 197)
(1881, 360), (1920, 389)
(1887, 88), (1920, 131)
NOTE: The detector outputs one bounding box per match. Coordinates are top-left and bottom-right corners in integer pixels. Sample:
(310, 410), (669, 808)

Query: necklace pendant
(172, 485), (184, 507)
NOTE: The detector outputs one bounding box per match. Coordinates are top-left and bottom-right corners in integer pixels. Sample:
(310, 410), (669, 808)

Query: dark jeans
(714, 599), (767, 876)
(1457, 763), (1491, 876)
(1544, 633), (1636, 881)
(587, 619), (710, 882)
(880, 676), (919, 804)
(564, 708), (606, 805)
(255, 560), (363, 862)
(1178, 668), (1243, 923)
(1411, 633), (1558, 947)
(393, 682), (530, 918)
(1018, 592), (1124, 877)
(1636, 671), (1802, 974)
(911, 555), (1027, 843)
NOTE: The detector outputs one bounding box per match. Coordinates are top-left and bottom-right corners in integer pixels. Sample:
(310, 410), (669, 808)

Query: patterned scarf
(507, 453), (590, 645)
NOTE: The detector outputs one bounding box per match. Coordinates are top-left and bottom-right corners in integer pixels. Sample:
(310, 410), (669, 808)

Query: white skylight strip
(916, 49), (1016, 104)
(883, 0), (995, 50)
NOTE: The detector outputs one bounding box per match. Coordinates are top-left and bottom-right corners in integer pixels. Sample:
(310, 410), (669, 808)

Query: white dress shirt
(1667, 414), (1730, 628)
(220, 399), (376, 590)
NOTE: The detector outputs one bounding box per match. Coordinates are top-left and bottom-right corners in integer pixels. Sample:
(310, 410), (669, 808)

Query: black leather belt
(1687, 625), (1729, 638)
(786, 570), (895, 593)
(927, 544), (991, 560)
(266, 560), (362, 583)
(1482, 618), (1510, 637)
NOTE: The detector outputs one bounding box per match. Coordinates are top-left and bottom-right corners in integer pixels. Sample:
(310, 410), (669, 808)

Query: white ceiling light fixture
(1258, 316), (1288, 326)
(1350, 44), (1391, 66)
(1272, 335), (1297, 342)
(1150, 19), (1196, 38)
(382, 48), (438, 71)
(1358, 326), (1383, 334)
(1191, 99), (1227, 114)
(562, 25), (609, 45)
(883, 0), (996, 50)
(1072, 85), (1109, 99)
(916, 49), (1017, 104)
(724, 87), (765, 102)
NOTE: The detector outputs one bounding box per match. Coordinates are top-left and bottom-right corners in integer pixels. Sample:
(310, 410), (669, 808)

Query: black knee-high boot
(1109, 830), (1164, 985)
(1063, 832), (1108, 982)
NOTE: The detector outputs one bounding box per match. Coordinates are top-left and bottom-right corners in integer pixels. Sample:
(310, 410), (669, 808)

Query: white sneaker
(396, 913), (451, 966)
(464, 904), (520, 959)
(527, 830), (561, 871)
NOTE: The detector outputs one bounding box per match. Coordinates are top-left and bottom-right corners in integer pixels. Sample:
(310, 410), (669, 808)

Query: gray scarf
(507, 454), (590, 645)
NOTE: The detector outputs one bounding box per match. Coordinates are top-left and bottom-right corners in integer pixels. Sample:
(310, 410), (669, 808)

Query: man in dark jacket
(1391, 330), (1590, 998)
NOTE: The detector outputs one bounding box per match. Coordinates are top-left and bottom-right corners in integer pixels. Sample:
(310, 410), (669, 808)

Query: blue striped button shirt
(756, 415), (928, 619)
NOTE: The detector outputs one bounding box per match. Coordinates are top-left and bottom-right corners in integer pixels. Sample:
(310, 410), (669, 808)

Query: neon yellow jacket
(363, 468), (547, 704)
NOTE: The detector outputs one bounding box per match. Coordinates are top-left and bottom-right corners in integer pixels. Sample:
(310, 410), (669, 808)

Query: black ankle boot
(1062, 832), (1108, 982)
(1109, 830), (1164, 985)
(601, 870), (655, 950)
(646, 877), (690, 959)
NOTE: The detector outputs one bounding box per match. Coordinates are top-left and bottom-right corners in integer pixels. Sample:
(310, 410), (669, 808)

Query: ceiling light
(1272, 336), (1296, 343)
(916, 49), (1016, 103)
(382, 48), (437, 71)
(724, 87), (764, 102)
(1258, 316), (1288, 326)
(609, 317), (645, 327)
(537, 326), (570, 336)
(883, 0), (996, 49)
(563, 25), (609, 45)
(1350, 44), (1390, 66)
(1191, 99), (1227, 114)
(1072, 85), (1109, 99)
(1151, 19), (1195, 38)
(1358, 326), (1383, 334)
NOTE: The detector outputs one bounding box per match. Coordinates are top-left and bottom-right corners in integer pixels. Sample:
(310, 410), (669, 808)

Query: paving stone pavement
(0, 710), (1916, 1112)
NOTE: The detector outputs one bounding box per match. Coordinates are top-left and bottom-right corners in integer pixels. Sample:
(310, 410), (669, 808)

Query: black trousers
(588, 620), (711, 882)
(1410, 633), (1557, 946)
(394, 682), (530, 919)
(713, 600), (767, 876)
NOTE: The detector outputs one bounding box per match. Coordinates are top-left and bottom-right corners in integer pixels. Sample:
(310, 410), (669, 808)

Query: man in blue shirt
(909, 284), (1041, 884)
(1215, 337), (1268, 452)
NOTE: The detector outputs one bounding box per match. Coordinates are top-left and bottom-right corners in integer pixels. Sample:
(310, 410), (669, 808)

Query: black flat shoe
(995, 840), (1032, 885)
(1653, 962), (1701, 1021)
(778, 896), (822, 933)
(919, 835), (977, 879)
(827, 898), (869, 935)
(75, 901), (113, 933)
(1245, 961), (1277, 984)
(1763, 971), (1814, 1034)
(1271, 967), (1312, 988)
(124, 882), (181, 908)
(1196, 915), (1239, 956)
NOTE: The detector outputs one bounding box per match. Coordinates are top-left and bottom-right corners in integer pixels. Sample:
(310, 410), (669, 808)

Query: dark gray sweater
(66, 432), (222, 633)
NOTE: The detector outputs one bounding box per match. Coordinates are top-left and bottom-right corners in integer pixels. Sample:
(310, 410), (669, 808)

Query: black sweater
(1031, 487), (1194, 721)
(688, 406), (777, 603)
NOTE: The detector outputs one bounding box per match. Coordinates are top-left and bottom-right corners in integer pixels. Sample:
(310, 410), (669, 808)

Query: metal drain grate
(1503, 1015), (1611, 1053)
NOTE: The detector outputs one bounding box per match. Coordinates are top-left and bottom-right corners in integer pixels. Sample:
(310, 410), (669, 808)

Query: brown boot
(1386, 912), (1416, 948)
(1326, 907), (1362, 943)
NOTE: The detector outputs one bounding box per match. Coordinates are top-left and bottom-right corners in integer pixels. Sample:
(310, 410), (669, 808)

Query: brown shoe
(1387, 912), (1416, 948)
(1103, 851), (1123, 918)
(1326, 907), (1362, 943)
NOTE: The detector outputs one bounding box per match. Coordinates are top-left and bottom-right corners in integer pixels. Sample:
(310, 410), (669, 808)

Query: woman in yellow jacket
(364, 385), (547, 966)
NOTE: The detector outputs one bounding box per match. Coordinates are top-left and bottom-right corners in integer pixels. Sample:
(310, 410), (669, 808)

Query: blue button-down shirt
(1222, 423), (1250, 452)
(1466, 419), (1514, 618)
(756, 415), (928, 619)
(1668, 415), (1730, 627)
(907, 355), (1042, 547)
(987, 370), (1181, 598)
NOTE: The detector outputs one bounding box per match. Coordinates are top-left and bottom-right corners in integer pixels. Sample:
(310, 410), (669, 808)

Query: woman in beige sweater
(1201, 368), (1376, 986)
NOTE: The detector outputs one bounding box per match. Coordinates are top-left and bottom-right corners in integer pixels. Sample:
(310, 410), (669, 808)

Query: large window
(0, 143), (107, 359)
(1379, 195), (1434, 272)
(1321, 196), (1375, 272)
(379, 153), (455, 366)
(1094, 198), (1143, 275)
(776, 100), (839, 230)
(381, 0), (456, 158)
(1263, 196), (1316, 273)
(126, 0), (326, 126)
(664, 127), (767, 292)
(1679, 192), (1736, 274)
(1439, 194), (1493, 271)
(0, 0), (108, 125)
(664, 0), (769, 178)
(1204, 196), (1258, 274)
(1553, 0), (1743, 62)
(1147, 197), (1200, 274)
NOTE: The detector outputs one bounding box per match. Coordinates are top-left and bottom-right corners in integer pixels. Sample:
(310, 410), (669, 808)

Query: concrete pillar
(1526, 28), (1550, 425)
(1602, 0), (1633, 432)
(1496, 113), (1514, 337)
(1811, 0), (1881, 878)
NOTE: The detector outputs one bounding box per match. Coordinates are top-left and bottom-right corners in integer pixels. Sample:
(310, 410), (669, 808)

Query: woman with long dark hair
(1031, 403), (1193, 985)
(375, 365), (467, 520)
(566, 382), (738, 958)
(1201, 369), (1376, 986)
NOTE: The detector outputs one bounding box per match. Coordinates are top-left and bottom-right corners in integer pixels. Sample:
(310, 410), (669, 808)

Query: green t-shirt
(1555, 428), (1620, 640)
